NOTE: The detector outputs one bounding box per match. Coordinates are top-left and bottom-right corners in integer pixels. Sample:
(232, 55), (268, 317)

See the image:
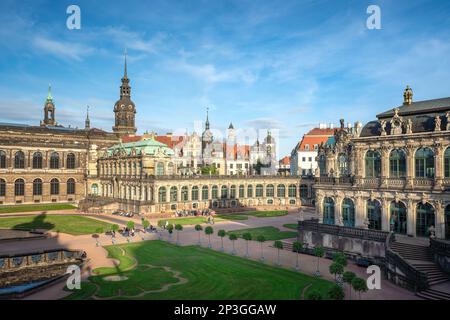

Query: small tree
(167, 223), (174, 241)
(327, 284), (345, 300)
(256, 235), (266, 261)
(111, 224), (119, 233)
(229, 233), (238, 255)
(333, 252), (348, 268)
(329, 262), (344, 281)
(218, 230), (226, 251)
(142, 219), (150, 231)
(304, 289), (323, 300)
(273, 240), (283, 266)
(292, 241), (303, 270)
(127, 221), (135, 230)
(314, 246), (325, 276)
(242, 232), (252, 258)
(343, 271), (356, 299)
(351, 277), (368, 300)
(175, 224), (183, 245)
(195, 224), (203, 245)
(205, 226), (214, 248)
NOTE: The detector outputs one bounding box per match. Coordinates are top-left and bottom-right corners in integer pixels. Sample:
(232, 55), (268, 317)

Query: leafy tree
(229, 233), (238, 254)
(343, 271), (356, 299)
(205, 226), (214, 248)
(175, 224), (183, 245)
(218, 230), (226, 251)
(111, 224), (119, 233)
(201, 165), (218, 175)
(195, 224), (203, 245)
(305, 289), (323, 300)
(314, 246), (325, 276)
(329, 262), (344, 281)
(167, 224), (174, 240)
(351, 277), (368, 300)
(327, 284), (345, 300)
(126, 221), (135, 230)
(292, 241), (303, 270)
(256, 235), (266, 261)
(333, 252), (348, 268)
(242, 232), (252, 257)
(274, 240), (284, 266)
(142, 220), (150, 230)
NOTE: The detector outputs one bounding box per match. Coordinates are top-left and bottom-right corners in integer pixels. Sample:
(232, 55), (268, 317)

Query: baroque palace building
(314, 86), (450, 240)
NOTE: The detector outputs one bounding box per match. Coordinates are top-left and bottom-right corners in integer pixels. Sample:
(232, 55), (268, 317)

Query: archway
(367, 199), (382, 230)
(342, 198), (355, 227)
(323, 197), (335, 225)
(390, 201), (407, 234)
(416, 203), (435, 237)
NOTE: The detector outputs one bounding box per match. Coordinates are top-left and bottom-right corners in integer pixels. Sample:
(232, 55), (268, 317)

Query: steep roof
(109, 136), (174, 156)
(377, 97), (450, 119)
(279, 156), (290, 166)
(295, 127), (336, 151)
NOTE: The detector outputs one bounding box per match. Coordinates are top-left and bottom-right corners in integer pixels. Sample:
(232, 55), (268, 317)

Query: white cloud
(33, 36), (94, 61)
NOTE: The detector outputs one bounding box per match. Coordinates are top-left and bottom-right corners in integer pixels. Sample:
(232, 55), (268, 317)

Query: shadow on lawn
(12, 213), (55, 232)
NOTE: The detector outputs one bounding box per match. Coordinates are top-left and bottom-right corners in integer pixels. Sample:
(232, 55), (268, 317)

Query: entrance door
(390, 202), (407, 234)
(416, 203), (435, 237)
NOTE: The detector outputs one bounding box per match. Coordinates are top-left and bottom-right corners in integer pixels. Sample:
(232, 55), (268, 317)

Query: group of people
(175, 209), (215, 217)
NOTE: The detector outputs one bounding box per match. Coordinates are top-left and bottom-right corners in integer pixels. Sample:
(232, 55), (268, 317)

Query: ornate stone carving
(379, 120), (387, 136)
(390, 108), (403, 135)
(435, 115), (441, 132)
(405, 118), (413, 134)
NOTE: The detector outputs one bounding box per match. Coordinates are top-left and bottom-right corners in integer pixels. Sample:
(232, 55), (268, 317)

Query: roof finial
(403, 85), (413, 105)
(205, 107), (210, 130)
(124, 48), (128, 78)
(47, 83), (53, 101)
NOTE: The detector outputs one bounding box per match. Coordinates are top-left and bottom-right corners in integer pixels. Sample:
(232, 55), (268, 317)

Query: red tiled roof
(223, 143), (250, 160)
(154, 135), (184, 149)
(121, 135), (143, 143)
(279, 156), (290, 165)
(306, 128), (337, 136)
(295, 127), (336, 151)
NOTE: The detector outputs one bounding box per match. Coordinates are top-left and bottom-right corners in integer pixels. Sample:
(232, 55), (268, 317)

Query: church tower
(41, 85), (56, 126)
(113, 51), (137, 137)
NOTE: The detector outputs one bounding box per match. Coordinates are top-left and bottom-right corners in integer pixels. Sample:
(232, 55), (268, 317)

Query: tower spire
(124, 48), (128, 79)
(85, 105), (90, 130)
(205, 107), (210, 130)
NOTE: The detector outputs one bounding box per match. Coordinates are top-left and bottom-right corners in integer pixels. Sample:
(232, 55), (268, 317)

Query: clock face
(128, 105), (133, 111)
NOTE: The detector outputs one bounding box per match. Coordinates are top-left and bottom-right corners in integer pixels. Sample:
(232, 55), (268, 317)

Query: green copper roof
(108, 136), (174, 156)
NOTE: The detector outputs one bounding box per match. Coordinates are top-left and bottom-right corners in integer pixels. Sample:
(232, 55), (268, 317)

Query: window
(288, 184), (296, 197)
(91, 184), (99, 195)
(50, 152), (60, 169)
(390, 201), (407, 234)
(277, 184), (285, 197)
(221, 185), (228, 199)
(390, 149), (406, 178)
(367, 200), (381, 230)
(445, 205), (450, 240)
(211, 185), (218, 199)
(158, 187), (167, 202)
(0, 179), (5, 196)
(314, 144), (318, 151)
(255, 184), (263, 197)
(66, 153), (76, 169)
(191, 186), (199, 201)
(0, 150), (6, 168)
(318, 155), (326, 176)
(50, 178), (59, 195)
(302, 157), (306, 162)
(15, 179), (25, 196)
(33, 178), (42, 196)
(181, 186), (188, 201)
(247, 185), (253, 198)
(239, 185), (244, 198)
(67, 178), (75, 194)
(415, 147), (435, 178)
(14, 151), (25, 169)
(338, 154), (348, 176)
(416, 203), (435, 237)
(305, 144), (310, 151)
(202, 186), (208, 200)
(170, 186), (177, 202)
(342, 198), (355, 227)
(266, 184), (274, 197)
(167, 162), (174, 175)
(156, 162), (165, 175)
(444, 148), (450, 178)
(230, 164), (233, 169)
(365, 150), (381, 178)
(300, 185), (308, 198)
(230, 185), (236, 198)
(323, 197), (335, 225)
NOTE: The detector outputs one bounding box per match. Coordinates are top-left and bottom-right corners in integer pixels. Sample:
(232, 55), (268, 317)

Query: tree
(343, 271), (356, 299)
(329, 262), (344, 281)
(229, 233), (238, 255)
(175, 224), (183, 245)
(167, 224), (174, 241)
(205, 226), (214, 248)
(333, 252), (348, 268)
(142, 219), (150, 231)
(256, 235), (266, 261)
(195, 224), (203, 245)
(111, 224), (119, 233)
(273, 240), (283, 266)
(126, 221), (135, 230)
(242, 232), (252, 257)
(314, 246), (325, 276)
(351, 277), (368, 300)
(292, 241), (303, 270)
(218, 230), (226, 251)
(201, 165), (218, 175)
(327, 284), (345, 300)
(304, 289), (323, 300)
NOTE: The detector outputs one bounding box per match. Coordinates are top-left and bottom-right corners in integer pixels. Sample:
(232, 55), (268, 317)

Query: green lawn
(0, 203), (77, 214)
(227, 226), (297, 241)
(0, 214), (113, 235)
(65, 240), (333, 300)
(157, 214), (248, 226)
(283, 223), (298, 230)
(244, 210), (288, 218)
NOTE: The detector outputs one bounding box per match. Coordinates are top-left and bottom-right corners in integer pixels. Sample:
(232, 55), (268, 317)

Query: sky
(1, 0), (450, 158)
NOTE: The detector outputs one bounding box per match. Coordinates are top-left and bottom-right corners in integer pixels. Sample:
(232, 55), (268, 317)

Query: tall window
(170, 186), (178, 202)
(416, 203), (435, 237)
(323, 197), (335, 225)
(0, 150), (6, 168)
(365, 150), (381, 178)
(338, 154), (348, 176)
(239, 185), (244, 198)
(277, 184), (285, 197)
(230, 185), (236, 199)
(266, 184), (274, 197)
(211, 185), (218, 199)
(14, 151), (25, 169)
(50, 152), (60, 169)
(67, 178), (75, 195)
(191, 186), (199, 201)
(156, 162), (164, 175)
(221, 185), (228, 199)
(342, 198), (355, 227)
(15, 178), (25, 196)
(33, 178), (42, 196)
(167, 162), (174, 175)
(202, 186), (208, 200)
(389, 149), (406, 178)
(300, 185), (308, 198)
(158, 187), (166, 202)
(256, 184), (263, 197)
(367, 200), (381, 230)
(288, 184), (296, 197)
(445, 205), (450, 240)
(181, 186), (188, 201)
(66, 153), (76, 169)
(390, 201), (407, 234)
(0, 178), (5, 196)
(91, 184), (99, 195)
(247, 185), (253, 198)
(444, 147), (450, 178)
(415, 147), (435, 178)
(318, 155), (326, 176)
(32, 152), (43, 169)
(50, 178), (59, 195)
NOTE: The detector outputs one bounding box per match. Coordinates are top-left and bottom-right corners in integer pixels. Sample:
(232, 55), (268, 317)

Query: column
(355, 196), (364, 227)
(380, 146), (389, 188)
(335, 196), (343, 226)
(434, 144), (444, 189)
(405, 146), (415, 189)
(407, 199), (415, 237)
(435, 201), (444, 239)
(381, 198), (389, 232)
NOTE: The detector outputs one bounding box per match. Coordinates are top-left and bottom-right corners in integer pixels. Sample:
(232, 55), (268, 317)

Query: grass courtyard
(227, 226), (297, 240)
(0, 214), (113, 235)
(0, 203), (77, 214)
(65, 240), (333, 300)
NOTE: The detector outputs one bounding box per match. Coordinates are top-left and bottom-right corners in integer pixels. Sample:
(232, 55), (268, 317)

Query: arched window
(156, 162), (164, 175)
(91, 184), (99, 195)
(0, 178), (6, 196)
(66, 153), (76, 169)
(365, 150), (381, 178)
(367, 200), (381, 230)
(415, 147), (435, 178)
(445, 205), (450, 240)
(202, 186), (209, 200)
(300, 185), (308, 198)
(390, 149), (406, 178)
(33, 178), (42, 196)
(167, 162), (174, 175)
(318, 155), (326, 176)
(255, 184), (263, 197)
(211, 185), (218, 199)
(239, 185), (244, 198)
(133, 163), (137, 176)
(230, 185), (236, 199)
(221, 185), (228, 199)
(181, 186), (188, 201)
(170, 186), (178, 202)
(247, 185), (253, 198)
(67, 178), (75, 195)
(15, 178), (25, 196)
(338, 154), (348, 176)
(50, 178), (59, 195)
(277, 184), (285, 197)
(390, 201), (407, 234)
(0, 150), (6, 168)
(288, 184), (296, 197)
(50, 152), (60, 169)
(444, 147), (450, 178)
(192, 186), (199, 201)
(323, 197), (335, 225)
(32, 152), (43, 169)
(14, 151), (25, 169)
(266, 184), (274, 197)
(342, 198), (355, 227)
(416, 203), (435, 237)
(158, 187), (167, 203)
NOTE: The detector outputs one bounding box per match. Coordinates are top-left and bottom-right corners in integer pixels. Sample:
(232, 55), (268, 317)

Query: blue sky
(1, 0), (450, 157)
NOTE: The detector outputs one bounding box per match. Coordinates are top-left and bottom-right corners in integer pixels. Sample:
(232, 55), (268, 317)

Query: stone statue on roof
(435, 115), (441, 132)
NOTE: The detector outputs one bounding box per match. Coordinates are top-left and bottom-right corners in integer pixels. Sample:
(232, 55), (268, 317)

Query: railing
(99, 174), (313, 181)
(362, 177), (380, 187)
(386, 178), (406, 188)
(429, 237), (450, 258)
(314, 176), (354, 186)
(413, 178), (434, 187)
